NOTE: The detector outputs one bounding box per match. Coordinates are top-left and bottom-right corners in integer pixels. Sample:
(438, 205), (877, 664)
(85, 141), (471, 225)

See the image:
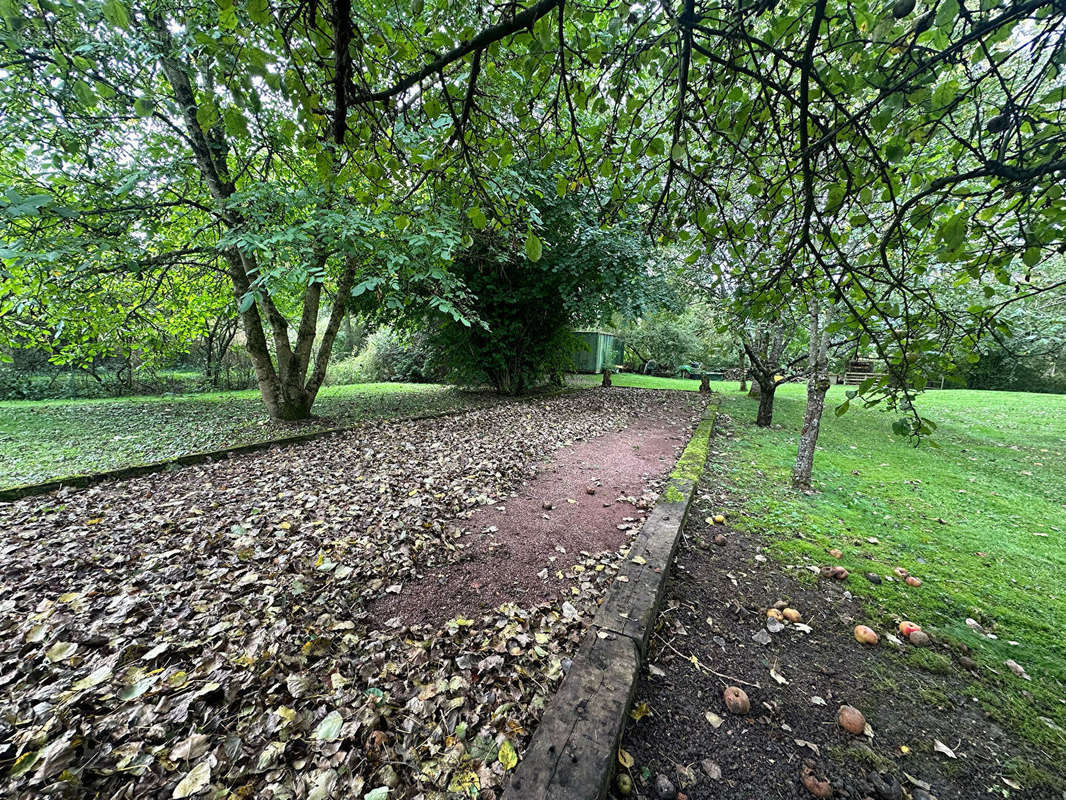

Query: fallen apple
(783, 608), (802, 623)
(893, 567), (910, 579)
(723, 686), (750, 715)
(837, 704), (867, 735)
(829, 548), (843, 559)
(899, 621), (921, 636)
(831, 566), (849, 580)
(801, 766), (832, 798)
(714, 514), (726, 524)
(909, 630), (931, 647)
(853, 625), (879, 645)
(766, 608), (784, 621)
(905, 576), (922, 587)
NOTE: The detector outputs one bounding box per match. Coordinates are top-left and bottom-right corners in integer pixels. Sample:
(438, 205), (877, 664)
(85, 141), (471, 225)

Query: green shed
(572, 330), (623, 374)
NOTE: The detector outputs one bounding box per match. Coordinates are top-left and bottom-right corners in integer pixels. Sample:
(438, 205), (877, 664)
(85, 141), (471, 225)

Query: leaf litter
(0, 388), (704, 798)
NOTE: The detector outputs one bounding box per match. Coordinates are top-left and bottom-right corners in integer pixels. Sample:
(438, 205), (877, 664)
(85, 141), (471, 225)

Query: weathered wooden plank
(503, 633), (640, 800)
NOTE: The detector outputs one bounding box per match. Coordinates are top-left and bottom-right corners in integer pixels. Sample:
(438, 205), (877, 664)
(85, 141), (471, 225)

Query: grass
(709, 383), (1066, 761)
(0, 382), (482, 488)
(571, 372), (710, 391)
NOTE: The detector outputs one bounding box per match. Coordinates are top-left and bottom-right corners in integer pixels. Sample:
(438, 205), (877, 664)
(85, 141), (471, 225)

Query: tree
(620, 313), (701, 374)
(792, 299), (833, 490)
(430, 168), (648, 394)
(742, 319), (797, 427)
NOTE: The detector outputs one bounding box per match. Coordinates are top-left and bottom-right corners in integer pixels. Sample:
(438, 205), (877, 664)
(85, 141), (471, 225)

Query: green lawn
(707, 383), (1066, 759)
(0, 382), (478, 488)
(571, 372), (711, 391)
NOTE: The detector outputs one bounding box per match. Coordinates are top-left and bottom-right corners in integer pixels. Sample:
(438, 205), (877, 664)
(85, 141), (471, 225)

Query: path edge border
(503, 398), (720, 800)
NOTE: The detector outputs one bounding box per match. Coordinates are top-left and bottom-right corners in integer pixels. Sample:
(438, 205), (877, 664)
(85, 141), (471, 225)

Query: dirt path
(617, 480), (1059, 800)
(374, 412), (692, 627)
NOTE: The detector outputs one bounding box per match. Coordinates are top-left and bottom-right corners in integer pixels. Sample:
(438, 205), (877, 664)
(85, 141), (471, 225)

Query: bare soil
(618, 481), (1058, 800)
(374, 412), (691, 627)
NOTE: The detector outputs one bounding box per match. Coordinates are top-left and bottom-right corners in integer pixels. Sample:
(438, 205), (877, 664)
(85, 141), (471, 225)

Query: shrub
(427, 168), (648, 394)
(327, 328), (440, 385)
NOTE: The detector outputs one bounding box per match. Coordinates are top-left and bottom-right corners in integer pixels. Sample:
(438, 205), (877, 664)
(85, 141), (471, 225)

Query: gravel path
(0, 387), (705, 800)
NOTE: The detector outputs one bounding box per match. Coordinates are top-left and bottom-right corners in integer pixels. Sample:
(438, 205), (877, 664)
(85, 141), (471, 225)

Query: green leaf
(525, 232), (542, 262)
(237, 293), (255, 313)
(499, 739), (518, 770)
(670, 142), (685, 161)
(312, 710), (343, 741)
(223, 107), (249, 138)
(247, 0), (270, 24)
(134, 97), (155, 117)
(364, 787), (389, 800)
(467, 207), (487, 229)
(101, 0), (130, 28)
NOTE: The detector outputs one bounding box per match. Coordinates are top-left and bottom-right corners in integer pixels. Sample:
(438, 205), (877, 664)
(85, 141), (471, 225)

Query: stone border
(503, 400), (719, 800)
(1, 387), (586, 502)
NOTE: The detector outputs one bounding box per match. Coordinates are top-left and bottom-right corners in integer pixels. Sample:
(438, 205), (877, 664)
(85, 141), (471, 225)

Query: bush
(620, 313), (701, 374)
(428, 168), (648, 394)
(326, 328), (440, 385)
(962, 349), (1066, 394)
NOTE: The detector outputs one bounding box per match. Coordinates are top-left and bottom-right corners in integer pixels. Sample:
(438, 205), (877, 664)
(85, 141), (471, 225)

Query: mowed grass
(0, 382), (475, 488)
(709, 383), (1066, 760)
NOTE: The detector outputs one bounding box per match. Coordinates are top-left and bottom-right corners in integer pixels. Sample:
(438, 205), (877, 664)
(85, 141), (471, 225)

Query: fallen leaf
(933, 739), (957, 758)
(312, 711), (343, 741)
(173, 760), (211, 798)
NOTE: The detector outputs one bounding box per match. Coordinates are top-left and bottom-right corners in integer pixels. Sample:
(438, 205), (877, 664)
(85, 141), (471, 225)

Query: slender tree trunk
(792, 376), (829, 488)
(748, 380), (761, 399)
(738, 347), (747, 392)
(792, 305), (832, 489)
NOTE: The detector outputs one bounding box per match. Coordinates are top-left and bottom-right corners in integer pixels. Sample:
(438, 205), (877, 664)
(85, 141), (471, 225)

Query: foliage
(715, 384), (1066, 762)
(430, 171), (650, 394)
(619, 312), (701, 374)
(329, 327), (441, 385)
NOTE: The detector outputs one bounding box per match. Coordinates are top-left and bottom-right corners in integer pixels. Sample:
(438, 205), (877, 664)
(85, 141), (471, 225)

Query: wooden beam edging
(0, 387), (586, 503)
(503, 400), (719, 800)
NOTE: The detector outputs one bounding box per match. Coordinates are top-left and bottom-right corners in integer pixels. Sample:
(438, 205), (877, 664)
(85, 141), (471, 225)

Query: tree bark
(738, 347), (747, 392)
(792, 304), (832, 489)
(756, 381), (777, 426)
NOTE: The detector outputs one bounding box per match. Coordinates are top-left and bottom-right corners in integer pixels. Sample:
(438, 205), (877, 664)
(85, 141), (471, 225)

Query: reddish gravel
(375, 411), (691, 626)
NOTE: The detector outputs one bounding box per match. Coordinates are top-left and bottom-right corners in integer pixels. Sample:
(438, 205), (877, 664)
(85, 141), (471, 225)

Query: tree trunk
(151, 12), (356, 423)
(756, 380), (776, 426)
(738, 347), (747, 392)
(699, 374), (710, 392)
(748, 380), (761, 399)
(601, 369), (612, 387)
(792, 376), (829, 488)
(792, 304), (832, 489)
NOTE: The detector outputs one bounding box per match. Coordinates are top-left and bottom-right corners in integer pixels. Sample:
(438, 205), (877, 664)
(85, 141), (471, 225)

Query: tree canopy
(1, 0), (1064, 420)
